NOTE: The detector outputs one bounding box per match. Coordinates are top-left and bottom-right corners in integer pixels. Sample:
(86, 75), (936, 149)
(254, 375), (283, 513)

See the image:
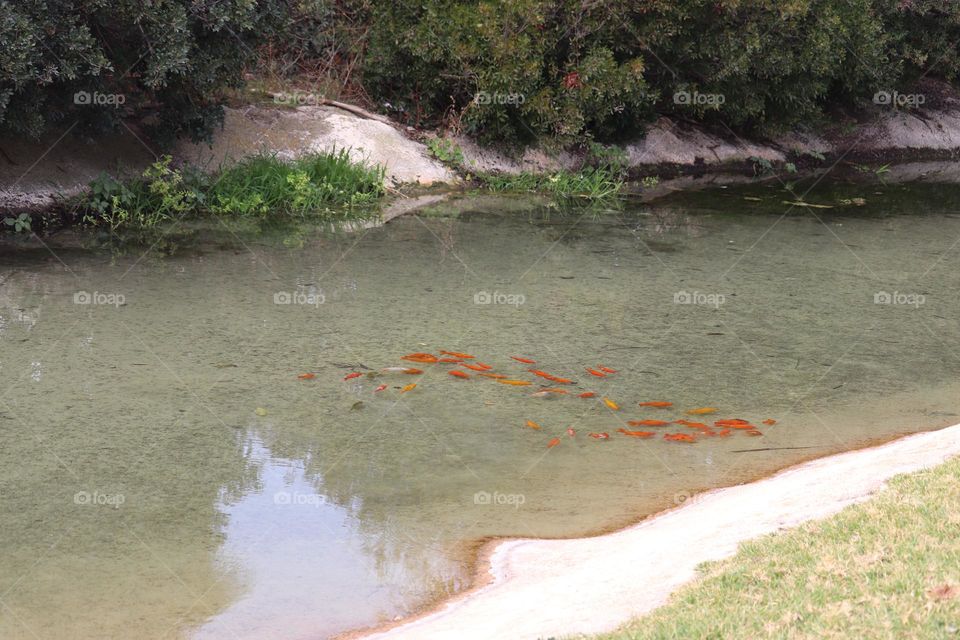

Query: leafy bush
(360, 0), (960, 143)
(83, 157), (202, 233)
(363, 1), (653, 145)
(5, 0), (960, 148)
(880, 0), (960, 83)
(0, 0), (278, 142)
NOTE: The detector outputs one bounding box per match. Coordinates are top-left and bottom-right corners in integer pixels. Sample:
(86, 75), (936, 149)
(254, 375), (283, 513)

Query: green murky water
(1, 183), (959, 639)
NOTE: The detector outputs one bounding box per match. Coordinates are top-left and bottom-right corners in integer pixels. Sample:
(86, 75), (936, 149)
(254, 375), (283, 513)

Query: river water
(1, 181), (958, 638)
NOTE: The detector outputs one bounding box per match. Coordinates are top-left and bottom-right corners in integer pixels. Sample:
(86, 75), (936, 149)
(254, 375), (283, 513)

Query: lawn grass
(591, 456), (960, 640)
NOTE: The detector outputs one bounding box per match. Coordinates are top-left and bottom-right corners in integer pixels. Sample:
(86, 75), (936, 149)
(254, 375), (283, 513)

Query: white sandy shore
(358, 423), (960, 640)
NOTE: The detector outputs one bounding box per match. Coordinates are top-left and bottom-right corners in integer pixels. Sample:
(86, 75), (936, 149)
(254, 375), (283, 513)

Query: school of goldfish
(299, 351), (779, 450)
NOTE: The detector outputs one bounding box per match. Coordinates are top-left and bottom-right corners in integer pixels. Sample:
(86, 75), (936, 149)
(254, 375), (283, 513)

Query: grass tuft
(477, 168), (623, 200)
(78, 149), (386, 237)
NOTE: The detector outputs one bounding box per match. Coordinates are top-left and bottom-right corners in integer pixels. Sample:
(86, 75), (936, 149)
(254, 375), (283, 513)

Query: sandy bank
(358, 422), (960, 640)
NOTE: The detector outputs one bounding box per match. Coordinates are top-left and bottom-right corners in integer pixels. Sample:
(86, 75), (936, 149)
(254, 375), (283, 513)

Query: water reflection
(0, 188), (958, 639)
(194, 436), (420, 639)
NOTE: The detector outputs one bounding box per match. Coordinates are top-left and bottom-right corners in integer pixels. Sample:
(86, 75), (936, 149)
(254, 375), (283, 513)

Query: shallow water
(1, 183), (959, 639)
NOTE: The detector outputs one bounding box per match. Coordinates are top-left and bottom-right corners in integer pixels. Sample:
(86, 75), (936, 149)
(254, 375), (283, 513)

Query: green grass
(208, 150), (385, 215)
(478, 168), (623, 200)
(78, 150), (386, 237)
(592, 456), (960, 640)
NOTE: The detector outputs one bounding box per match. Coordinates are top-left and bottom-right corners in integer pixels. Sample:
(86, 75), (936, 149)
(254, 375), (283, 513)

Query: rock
(176, 106), (456, 187)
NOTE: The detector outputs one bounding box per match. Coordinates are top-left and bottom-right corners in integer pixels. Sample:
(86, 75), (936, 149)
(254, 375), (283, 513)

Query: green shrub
(360, 0), (960, 142)
(363, 1), (654, 145)
(880, 0), (960, 83)
(0, 0), (280, 142)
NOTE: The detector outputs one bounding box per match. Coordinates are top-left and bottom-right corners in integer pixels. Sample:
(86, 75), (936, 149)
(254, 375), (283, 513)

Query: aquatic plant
(478, 168), (623, 200)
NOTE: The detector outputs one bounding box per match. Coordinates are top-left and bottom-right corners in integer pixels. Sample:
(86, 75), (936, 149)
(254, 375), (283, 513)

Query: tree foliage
(3, 0), (960, 146)
(0, 0), (279, 142)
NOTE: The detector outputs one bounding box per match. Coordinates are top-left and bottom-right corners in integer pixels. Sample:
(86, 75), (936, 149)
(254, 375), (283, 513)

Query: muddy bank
(354, 423), (960, 640)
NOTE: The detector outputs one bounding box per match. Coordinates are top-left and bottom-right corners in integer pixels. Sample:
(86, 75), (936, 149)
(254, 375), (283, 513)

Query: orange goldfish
(588, 432), (610, 440)
(401, 353), (439, 363)
(628, 419), (670, 427)
(400, 383), (417, 393)
(664, 433), (696, 442)
(448, 370), (470, 379)
(566, 428), (576, 437)
(547, 438), (561, 448)
(598, 366), (618, 374)
(497, 379), (532, 386)
(602, 397), (619, 410)
(578, 392), (597, 398)
(617, 429), (655, 438)
(440, 350), (475, 359)
(745, 429), (764, 436)
(716, 428), (732, 437)
(461, 363), (490, 372)
(298, 373), (316, 380)
(478, 373), (508, 379)
(686, 407), (718, 415)
(529, 369), (573, 384)
(511, 356), (536, 364)
(715, 420), (755, 430)
(585, 368), (607, 377)
(679, 421), (708, 429)
(374, 384), (387, 392)
(438, 357), (464, 363)
(382, 367), (423, 374)
(474, 362), (493, 370)
(714, 419), (751, 427)
(638, 401), (673, 408)
(344, 372), (362, 380)
(762, 419), (777, 426)
(525, 420), (542, 430)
